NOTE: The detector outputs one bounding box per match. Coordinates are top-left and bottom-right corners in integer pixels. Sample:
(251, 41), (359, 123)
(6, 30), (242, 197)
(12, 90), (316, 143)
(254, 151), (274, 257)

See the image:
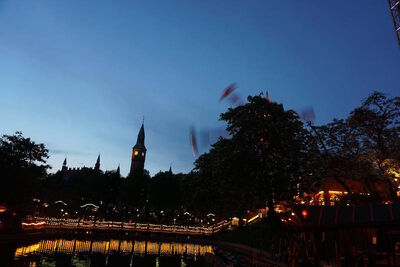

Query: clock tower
(130, 122), (146, 175)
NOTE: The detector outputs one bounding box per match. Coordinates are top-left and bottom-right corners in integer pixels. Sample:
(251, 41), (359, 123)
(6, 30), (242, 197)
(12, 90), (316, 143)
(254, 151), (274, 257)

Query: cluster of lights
(280, 210), (308, 224)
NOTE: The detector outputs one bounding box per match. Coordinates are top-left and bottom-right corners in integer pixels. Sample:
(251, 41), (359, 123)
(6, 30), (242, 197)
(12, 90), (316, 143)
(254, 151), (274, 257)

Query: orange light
(0, 205), (7, 213)
(301, 209), (308, 218)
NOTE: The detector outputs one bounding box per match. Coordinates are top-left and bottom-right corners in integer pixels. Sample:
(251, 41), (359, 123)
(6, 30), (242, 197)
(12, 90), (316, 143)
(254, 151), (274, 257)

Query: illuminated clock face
(142, 152), (145, 157)
(134, 150), (139, 156)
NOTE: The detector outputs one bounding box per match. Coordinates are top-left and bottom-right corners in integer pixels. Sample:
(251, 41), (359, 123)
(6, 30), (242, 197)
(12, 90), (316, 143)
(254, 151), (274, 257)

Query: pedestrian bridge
(22, 217), (231, 236)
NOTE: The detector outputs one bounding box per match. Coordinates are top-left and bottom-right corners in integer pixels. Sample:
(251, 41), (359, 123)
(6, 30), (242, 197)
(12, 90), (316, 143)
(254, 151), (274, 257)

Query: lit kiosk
(130, 122), (146, 175)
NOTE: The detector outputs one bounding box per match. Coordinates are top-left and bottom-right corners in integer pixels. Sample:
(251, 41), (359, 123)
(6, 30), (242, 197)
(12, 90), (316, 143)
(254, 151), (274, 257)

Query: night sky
(0, 1), (398, 176)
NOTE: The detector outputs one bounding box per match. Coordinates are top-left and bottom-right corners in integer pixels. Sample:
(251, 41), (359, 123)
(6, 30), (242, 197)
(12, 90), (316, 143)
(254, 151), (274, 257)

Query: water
(0, 238), (214, 266)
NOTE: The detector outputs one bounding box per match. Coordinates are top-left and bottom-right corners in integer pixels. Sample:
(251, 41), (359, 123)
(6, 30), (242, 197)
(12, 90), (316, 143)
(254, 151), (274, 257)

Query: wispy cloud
(49, 148), (94, 157)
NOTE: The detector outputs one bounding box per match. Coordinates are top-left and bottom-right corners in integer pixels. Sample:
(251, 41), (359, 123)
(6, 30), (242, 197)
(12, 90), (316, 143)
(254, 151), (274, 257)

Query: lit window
(142, 152), (145, 157)
(134, 151), (138, 156)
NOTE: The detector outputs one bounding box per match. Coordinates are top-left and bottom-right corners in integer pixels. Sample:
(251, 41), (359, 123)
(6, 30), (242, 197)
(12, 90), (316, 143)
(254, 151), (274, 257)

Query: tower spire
(95, 154), (100, 171)
(130, 121), (147, 176)
(136, 122), (145, 147)
(62, 157), (67, 171)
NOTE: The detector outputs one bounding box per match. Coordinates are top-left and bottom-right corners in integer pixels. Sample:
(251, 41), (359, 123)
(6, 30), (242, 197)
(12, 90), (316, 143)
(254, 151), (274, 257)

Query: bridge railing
(25, 217), (231, 235)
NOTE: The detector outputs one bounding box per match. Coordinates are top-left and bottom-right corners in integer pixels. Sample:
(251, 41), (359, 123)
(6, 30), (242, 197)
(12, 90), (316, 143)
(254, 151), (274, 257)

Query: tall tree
(349, 92), (400, 198)
(314, 91), (400, 201)
(188, 94), (317, 218)
(220, 95), (316, 215)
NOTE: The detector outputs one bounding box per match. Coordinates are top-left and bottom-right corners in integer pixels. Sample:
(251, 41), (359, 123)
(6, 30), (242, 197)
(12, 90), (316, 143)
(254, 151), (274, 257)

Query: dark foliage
(0, 132), (49, 213)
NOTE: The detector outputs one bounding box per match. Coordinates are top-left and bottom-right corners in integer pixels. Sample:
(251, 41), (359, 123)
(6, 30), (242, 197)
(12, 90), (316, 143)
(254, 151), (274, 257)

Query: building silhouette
(61, 154), (102, 172)
(59, 155), (110, 180)
(130, 122), (146, 175)
(59, 123), (146, 177)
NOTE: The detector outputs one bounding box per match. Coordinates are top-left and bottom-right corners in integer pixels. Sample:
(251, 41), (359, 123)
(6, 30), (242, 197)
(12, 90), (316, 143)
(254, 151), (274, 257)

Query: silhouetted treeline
(0, 91), (399, 221)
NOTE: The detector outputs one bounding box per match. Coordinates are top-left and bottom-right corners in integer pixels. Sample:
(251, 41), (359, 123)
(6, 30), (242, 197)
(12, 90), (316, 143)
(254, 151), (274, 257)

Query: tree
(188, 94), (317, 218)
(0, 132), (49, 212)
(182, 152), (220, 217)
(220, 94), (316, 215)
(314, 92), (400, 201)
(313, 119), (376, 202)
(349, 92), (400, 199)
(122, 169), (150, 209)
(185, 138), (260, 219)
(149, 170), (181, 215)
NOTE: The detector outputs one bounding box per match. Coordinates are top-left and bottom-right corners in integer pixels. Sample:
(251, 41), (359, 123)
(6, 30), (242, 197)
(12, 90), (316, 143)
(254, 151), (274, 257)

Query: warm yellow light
(142, 152), (145, 157)
(21, 221), (46, 227)
(316, 190), (347, 195)
(231, 217), (239, 226)
(134, 151), (138, 156)
(247, 215), (259, 223)
(15, 243), (40, 257)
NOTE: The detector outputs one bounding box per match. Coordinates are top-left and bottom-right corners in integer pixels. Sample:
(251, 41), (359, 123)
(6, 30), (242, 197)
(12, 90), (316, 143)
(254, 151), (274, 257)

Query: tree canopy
(185, 94), (319, 217)
(0, 132), (49, 211)
(314, 92), (400, 201)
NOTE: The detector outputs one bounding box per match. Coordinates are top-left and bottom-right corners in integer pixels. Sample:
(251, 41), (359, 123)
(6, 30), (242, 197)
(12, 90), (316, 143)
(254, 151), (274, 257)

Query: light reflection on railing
(22, 217), (230, 235)
(15, 239), (214, 258)
(14, 244), (40, 257)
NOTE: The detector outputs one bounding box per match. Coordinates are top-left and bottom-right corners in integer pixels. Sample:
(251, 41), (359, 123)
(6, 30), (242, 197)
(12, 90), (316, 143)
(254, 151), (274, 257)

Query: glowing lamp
(0, 205), (7, 213)
(301, 209), (308, 218)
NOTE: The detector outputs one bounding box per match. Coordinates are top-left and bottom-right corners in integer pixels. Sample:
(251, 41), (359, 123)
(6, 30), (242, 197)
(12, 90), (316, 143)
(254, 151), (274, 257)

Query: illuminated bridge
(22, 217), (231, 236)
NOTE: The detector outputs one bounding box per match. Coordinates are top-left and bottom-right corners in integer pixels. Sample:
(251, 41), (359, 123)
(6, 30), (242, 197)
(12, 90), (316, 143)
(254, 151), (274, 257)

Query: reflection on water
(6, 238), (213, 266)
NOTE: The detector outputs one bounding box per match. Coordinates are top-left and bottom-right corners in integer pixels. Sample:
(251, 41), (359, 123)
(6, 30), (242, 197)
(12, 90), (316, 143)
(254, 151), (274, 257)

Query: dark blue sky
(0, 1), (398, 176)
